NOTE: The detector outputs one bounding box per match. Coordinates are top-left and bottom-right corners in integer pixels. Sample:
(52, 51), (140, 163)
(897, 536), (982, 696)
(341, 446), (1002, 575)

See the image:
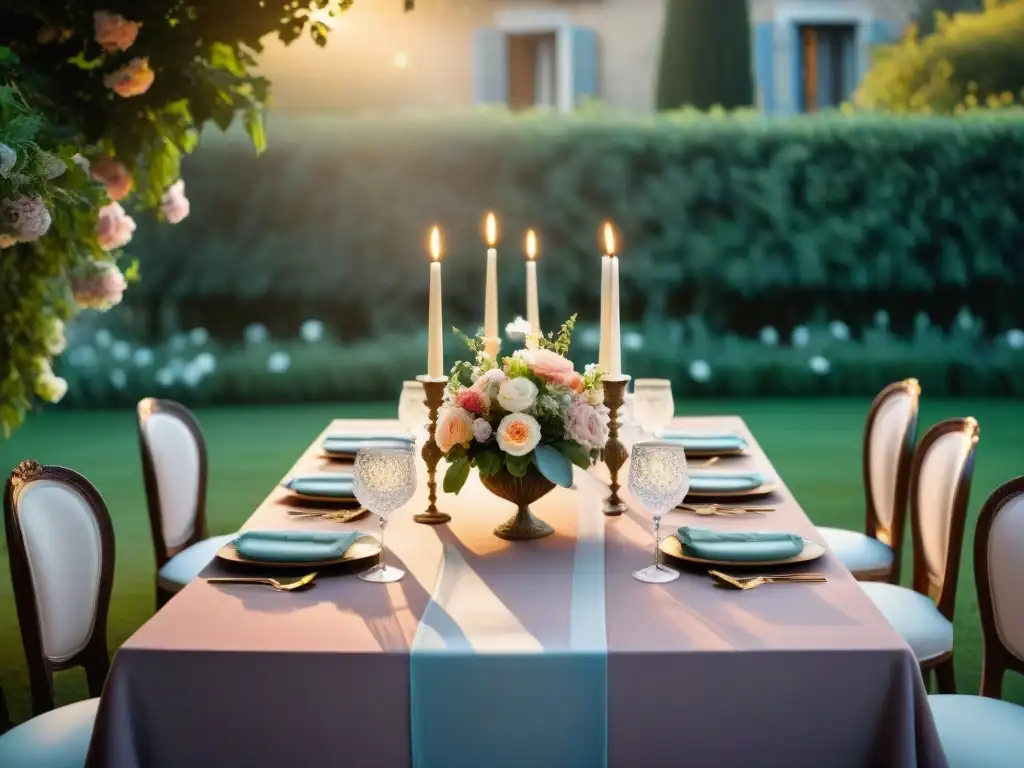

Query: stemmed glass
(397, 380), (429, 437)
(633, 379), (674, 437)
(627, 441), (690, 584)
(353, 445), (418, 583)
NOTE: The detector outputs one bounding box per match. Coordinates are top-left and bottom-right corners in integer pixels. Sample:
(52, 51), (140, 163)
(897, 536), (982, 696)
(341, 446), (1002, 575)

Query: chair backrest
(0, 682), (9, 733)
(861, 378), (920, 581)
(137, 398), (208, 568)
(975, 476), (1024, 699)
(3, 461), (114, 716)
(909, 417), (980, 620)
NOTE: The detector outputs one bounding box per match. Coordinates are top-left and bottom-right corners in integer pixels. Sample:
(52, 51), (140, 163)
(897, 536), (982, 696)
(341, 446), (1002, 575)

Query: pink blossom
(1, 196), (52, 241)
(454, 386), (488, 416)
(90, 156), (133, 201)
(96, 202), (136, 250)
(0, 233), (17, 248)
(94, 11), (141, 53)
(563, 402), (609, 452)
(72, 262), (127, 310)
(436, 407), (474, 454)
(160, 180), (190, 224)
(104, 57), (154, 98)
(523, 348), (581, 389)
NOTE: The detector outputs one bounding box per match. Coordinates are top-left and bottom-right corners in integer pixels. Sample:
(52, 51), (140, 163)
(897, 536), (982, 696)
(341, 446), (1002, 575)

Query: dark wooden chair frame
(974, 475), (1024, 699)
(136, 398), (211, 609)
(907, 416), (980, 694)
(859, 378), (921, 584)
(0, 683), (9, 733)
(3, 460), (115, 717)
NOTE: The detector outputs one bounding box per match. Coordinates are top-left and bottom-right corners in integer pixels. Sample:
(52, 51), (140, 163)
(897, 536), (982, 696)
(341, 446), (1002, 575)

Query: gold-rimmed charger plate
(659, 535), (825, 567)
(684, 448), (749, 458)
(215, 534), (382, 568)
(685, 483), (778, 500)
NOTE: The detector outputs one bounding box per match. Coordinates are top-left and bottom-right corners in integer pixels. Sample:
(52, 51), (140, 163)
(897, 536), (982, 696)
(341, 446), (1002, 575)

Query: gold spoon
(709, 570), (826, 590)
(697, 457), (720, 469)
(206, 572), (319, 591)
(680, 504), (774, 516)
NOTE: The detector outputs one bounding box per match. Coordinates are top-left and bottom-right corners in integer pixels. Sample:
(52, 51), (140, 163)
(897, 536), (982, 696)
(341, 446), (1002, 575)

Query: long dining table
(85, 416), (948, 768)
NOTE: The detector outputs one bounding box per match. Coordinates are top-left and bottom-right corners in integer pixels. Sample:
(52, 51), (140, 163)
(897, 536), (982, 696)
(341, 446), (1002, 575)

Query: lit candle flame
(603, 221), (616, 256)
(526, 229), (538, 260)
(430, 225), (442, 261)
(485, 212), (498, 247)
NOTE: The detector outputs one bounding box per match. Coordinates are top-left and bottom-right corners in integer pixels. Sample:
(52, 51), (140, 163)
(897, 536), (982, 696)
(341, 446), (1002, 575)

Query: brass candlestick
(415, 376), (451, 525)
(601, 375), (630, 516)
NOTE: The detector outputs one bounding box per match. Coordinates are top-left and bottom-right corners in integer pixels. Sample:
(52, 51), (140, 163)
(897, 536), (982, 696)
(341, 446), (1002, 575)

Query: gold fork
(206, 572), (319, 591)
(709, 570), (826, 590)
(680, 503), (774, 516)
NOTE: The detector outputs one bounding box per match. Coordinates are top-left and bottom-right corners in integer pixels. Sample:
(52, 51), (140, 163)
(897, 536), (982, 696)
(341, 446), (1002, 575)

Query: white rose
(586, 386), (604, 406)
(47, 317), (66, 355)
(497, 376), (538, 412)
(35, 365), (68, 403)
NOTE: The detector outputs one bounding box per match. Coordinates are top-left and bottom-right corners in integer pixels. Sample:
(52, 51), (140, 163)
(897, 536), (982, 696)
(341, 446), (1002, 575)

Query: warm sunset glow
(526, 229), (538, 260)
(485, 212), (498, 247)
(603, 222), (616, 256)
(430, 226), (442, 260)
(393, 52), (409, 69)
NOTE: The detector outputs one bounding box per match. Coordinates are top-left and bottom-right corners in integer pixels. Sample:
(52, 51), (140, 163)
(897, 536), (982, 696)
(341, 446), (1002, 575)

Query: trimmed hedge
(124, 110), (1024, 345)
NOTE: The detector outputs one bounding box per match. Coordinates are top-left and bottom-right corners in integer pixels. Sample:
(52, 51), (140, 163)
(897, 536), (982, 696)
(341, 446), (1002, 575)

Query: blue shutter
(868, 20), (900, 45)
(473, 28), (508, 105)
(753, 23), (775, 114)
(571, 27), (599, 107)
(790, 22), (803, 113)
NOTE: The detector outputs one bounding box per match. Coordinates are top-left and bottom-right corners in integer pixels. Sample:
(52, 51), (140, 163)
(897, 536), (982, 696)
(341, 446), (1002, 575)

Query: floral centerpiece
(436, 316), (608, 540)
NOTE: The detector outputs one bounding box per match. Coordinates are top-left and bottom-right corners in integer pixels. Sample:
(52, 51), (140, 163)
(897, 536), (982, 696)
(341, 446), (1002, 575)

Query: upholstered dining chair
(860, 417), (980, 694)
(0, 684), (9, 733)
(0, 460), (114, 765)
(927, 476), (1024, 766)
(818, 378), (920, 583)
(137, 397), (234, 608)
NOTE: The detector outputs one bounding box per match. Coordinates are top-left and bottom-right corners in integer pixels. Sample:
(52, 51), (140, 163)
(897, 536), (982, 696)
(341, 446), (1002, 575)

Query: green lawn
(1, 398), (1022, 724)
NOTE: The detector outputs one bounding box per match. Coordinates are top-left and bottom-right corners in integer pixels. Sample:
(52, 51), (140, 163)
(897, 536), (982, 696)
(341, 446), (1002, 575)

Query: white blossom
(874, 310), (889, 329)
(1005, 329), (1024, 350)
(579, 327), (601, 349)
(169, 333), (188, 351)
(829, 321), (850, 341)
(956, 307), (974, 332)
(95, 329), (113, 348)
(47, 317), (66, 355)
(267, 351), (291, 373)
(505, 316), (532, 339)
(759, 326), (778, 346)
(623, 331), (644, 351)
(791, 325), (810, 348)
(245, 323), (269, 345)
(689, 359), (712, 383)
(189, 327), (209, 346)
(109, 369), (127, 389)
(181, 363), (204, 388)
(809, 355), (831, 375)
(155, 368), (175, 387)
(300, 319), (324, 343)
(111, 340), (131, 361)
(133, 347), (154, 367)
(193, 352), (216, 374)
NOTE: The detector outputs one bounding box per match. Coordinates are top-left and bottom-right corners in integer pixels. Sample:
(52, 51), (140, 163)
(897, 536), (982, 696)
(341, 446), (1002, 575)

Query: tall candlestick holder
(415, 376), (451, 525)
(601, 375), (630, 516)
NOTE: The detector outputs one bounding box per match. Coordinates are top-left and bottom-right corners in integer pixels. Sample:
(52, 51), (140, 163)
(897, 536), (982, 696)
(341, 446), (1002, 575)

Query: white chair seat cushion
(818, 527), (894, 576)
(929, 694), (1024, 768)
(157, 534), (235, 592)
(0, 697), (98, 768)
(860, 582), (953, 662)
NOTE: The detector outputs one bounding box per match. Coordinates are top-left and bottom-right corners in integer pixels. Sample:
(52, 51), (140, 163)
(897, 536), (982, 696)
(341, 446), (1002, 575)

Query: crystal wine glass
(627, 441), (690, 584)
(353, 445), (418, 583)
(633, 379), (674, 437)
(397, 380), (429, 437)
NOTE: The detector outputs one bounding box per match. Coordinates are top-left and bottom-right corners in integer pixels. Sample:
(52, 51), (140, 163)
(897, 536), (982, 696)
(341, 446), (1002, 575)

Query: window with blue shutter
(473, 28), (509, 105)
(571, 27), (599, 107)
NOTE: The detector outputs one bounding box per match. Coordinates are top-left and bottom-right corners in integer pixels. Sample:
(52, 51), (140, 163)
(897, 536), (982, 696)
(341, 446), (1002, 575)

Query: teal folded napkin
(662, 434), (747, 452)
(676, 526), (804, 562)
(323, 436), (413, 455)
(234, 530), (361, 562)
(688, 472), (765, 493)
(282, 475), (356, 499)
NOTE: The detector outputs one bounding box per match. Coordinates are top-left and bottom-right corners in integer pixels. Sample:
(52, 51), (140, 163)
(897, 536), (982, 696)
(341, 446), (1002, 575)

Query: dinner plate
(216, 534), (382, 568)
(661, 433), (748, 457)
(685, 472), (778, 499)
(659, 535), (826, 567)
(281, 475), (360, 504)
(322, 436), (414, 459)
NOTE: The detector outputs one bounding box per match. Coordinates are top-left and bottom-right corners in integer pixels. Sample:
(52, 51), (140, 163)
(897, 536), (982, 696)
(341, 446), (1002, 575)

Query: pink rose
(160, 180), (190, 224)
(563, 402), (609, 452)
(454, 386), (488, 416)
(104, 57), (154, 98)
(90, 156), (133, 201)
(94, 11), (141, 53)
(523, 348), (582, 389)
(96, 202), (136, 250)
(436, 407), (474, 454)
(72, 262), (127, 310)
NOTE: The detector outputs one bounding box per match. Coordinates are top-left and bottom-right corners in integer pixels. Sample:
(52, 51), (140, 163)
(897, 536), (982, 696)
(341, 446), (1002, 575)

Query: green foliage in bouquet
(438, 316), (606, 495)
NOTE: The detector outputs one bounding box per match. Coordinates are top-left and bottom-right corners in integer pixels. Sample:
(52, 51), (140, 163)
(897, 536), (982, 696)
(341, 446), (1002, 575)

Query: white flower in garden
(93, 10), (141, 53)
(623, 331), (644, 351)
(109, 369), (127, 390)
(133, 347), (154, 367)
(47, 318), (66, 355)
(1005, 329), (1024, 350)
(956, 307), (974, 332)
(809, 355), (831, 375)
(95, 202), (136, 250)
(587, 387), (605, 407)
(154, 367), (175, 387)
(791, 325), (810, 348)
(244, 323), (269, 345)
(1, 195), (52, 242)
(0, 143), (15, 177)
(193, 352), (216, 374)
(111, 340), (131, 361)
(829, 321), (850, 341)
(874, 310), (889, 329)
(300, 319), (324, 343)
(169, 333), (188, 351)
(189, 327), (209, 346)
(34, 359), (68, 404)
(160, 180), (190, 224)
(505, 316), (532, 339)
(95, 329), (113, 347)
(497, 376), (538, 412)
(68, 345), (98, 367)
(689, 359), (712, 383)
(472, 418), (493, 443)
(496, 412), (542, 457)
(579, 327), (601, 349)
(267, 351), (291, 374)
(759, 326), (779, 346)
(181, 363), (204, 388)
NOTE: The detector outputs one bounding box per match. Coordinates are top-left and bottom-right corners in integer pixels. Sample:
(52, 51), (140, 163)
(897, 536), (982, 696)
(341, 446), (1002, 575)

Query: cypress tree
(656, 0), (755, 110)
